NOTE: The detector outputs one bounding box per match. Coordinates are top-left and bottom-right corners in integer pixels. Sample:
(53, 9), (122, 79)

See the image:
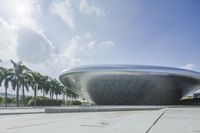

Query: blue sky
(101, 0), (200, 67)
(0, 0), (200, 78)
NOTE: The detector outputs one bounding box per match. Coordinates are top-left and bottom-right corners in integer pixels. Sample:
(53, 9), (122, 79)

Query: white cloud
(79, 0), (105, 17)
(0, 18), (18, 61)
(23, 33), (115, 77)
(0, 19), (55, 74)
(101, 41), (115, 46)
(0, 0), (41, 32)
(180, 63), (194, 70)
(49, 0), (105, 30)
(0, 0), (113, 78)
(0, 0), (55, 63)
(16, 27), (55, 63)
(51, 32), (115, 68)
(49, 0), (75, 30)
(0, 2), (55, 79)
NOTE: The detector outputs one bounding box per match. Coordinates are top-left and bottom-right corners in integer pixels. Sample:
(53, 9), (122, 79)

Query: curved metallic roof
(60, 65), (200, 105)
(60, 65), (200, 79)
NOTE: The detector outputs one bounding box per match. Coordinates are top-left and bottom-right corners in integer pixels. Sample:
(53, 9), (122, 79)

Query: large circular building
(59, 65), (200, 105)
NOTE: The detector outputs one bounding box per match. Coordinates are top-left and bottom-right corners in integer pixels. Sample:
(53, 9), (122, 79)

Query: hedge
(0, 96), (82, 106)
(28, 97), (64, 106)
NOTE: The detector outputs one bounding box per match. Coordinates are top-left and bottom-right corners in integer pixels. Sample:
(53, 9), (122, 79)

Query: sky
(0, 0), (200, 79)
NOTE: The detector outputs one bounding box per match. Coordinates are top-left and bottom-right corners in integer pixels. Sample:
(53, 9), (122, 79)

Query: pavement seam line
(145, 109), (167, 133)
(6, 121), (56, 129)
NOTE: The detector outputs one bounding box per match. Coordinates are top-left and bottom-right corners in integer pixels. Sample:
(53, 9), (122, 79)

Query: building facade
(60, 65), (200, 105)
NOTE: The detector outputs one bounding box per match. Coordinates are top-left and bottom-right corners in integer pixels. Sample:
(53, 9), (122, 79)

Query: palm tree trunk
(22, 86), (25, 106)
(34, 86), (37, 106)
(51, 91), (53, 99)
(43, 90), (45, 97)
(16, 84), (19, 107)
(5, 87), (7, 107)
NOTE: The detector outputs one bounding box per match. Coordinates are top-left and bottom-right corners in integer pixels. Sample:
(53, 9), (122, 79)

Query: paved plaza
(0, 107), (200, 133)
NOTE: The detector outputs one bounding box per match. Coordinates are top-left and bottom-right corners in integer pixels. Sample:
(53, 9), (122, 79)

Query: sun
(14, 1), (29, 18)
(6, 0), (38, 29)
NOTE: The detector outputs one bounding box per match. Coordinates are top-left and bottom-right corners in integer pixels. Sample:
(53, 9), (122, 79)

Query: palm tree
(64, 87), (79, 101)
(41, 76), (51, 97)
(0, 67), (4, 86)
(30, 71), (48, 106)
(50, 79), (64, 100)
(62, 86), (67, 101)
(10, 60), (29, 107)
(54, 80), (63, 100)
(0, 67), (13, 107)
(39, 75), (49, 97)
(70, 90), (79, 101)
(63, 86), (73, 101)
(0, 68), (3, 83)
(49, 78), (56, 99)
(55, 84), (63, 100)
(20, 72), (32, 105)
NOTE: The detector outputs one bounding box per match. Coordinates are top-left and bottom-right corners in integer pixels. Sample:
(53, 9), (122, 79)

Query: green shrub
(27, 97), (64, 106)
(24, 96), (33, 105)
(71, 100), (82, 105)
(64, 101), (72, 105)
(6, 97), (15, 105)
(64, 100), (82, 105)
(0, 97), (15, 106)
(0, 97), (3, 104)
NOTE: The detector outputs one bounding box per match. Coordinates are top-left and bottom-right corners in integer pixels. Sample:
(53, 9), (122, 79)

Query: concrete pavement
(149, 108), (200, 133)
(0, 107), (199, 133)
(0, 107), (44, 115)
